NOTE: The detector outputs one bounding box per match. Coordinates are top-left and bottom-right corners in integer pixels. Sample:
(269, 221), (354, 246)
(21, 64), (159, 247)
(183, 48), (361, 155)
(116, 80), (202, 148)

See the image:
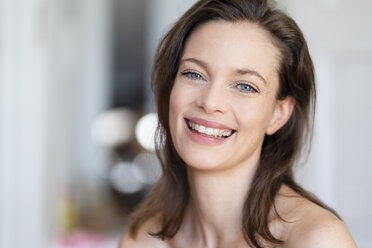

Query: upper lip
(185, 117), (236, 131)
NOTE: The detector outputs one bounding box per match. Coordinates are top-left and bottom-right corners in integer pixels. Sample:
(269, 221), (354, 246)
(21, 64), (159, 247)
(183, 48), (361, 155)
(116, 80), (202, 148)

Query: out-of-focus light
(135, 113), (158, 151)
(109, 162), (144, 194)
(132, 152), (162, 185)
(91, 108), (136, 148)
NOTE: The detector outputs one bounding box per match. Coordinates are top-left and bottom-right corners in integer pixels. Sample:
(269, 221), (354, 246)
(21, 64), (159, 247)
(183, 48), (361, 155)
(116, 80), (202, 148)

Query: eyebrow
(235, 68), (267, 85)
(180, 57), (268, 85)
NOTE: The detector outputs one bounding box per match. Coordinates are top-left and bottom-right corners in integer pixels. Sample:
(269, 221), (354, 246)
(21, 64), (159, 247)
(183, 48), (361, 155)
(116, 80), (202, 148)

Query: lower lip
(185, 121), (231, 146)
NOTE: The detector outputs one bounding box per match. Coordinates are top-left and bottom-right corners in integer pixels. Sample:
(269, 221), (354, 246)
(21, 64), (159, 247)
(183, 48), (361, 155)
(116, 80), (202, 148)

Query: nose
(196, 83), (228, 114)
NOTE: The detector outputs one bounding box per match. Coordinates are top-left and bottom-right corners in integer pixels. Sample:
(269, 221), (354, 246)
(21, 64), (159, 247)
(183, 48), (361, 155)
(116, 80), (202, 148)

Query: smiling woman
(169, 21), (289, 173)
(119, 0), (357, 247)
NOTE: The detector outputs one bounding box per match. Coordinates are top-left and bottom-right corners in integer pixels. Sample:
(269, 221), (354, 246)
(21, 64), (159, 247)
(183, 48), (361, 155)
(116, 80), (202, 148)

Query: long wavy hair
(128, 0), (338, 247)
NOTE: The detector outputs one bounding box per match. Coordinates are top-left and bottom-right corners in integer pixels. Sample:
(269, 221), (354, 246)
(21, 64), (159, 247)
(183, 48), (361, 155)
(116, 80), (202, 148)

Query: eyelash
(235, 81), (258, 93)
(180, 70), (258, 94)
(180, 71), (204, 81)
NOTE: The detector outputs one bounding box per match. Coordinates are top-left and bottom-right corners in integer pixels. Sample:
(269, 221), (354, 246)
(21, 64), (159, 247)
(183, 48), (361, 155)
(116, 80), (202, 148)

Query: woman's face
(169, 21), (293, 172)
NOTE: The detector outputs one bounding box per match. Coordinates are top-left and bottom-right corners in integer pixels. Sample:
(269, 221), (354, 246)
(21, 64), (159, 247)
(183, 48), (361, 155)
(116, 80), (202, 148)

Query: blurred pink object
(52, 230), (118, 248)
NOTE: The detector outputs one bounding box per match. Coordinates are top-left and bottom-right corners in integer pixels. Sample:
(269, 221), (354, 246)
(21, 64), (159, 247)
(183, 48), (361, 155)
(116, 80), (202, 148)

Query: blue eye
(181, 71), (203, 80)
(236, 83), (257, 93)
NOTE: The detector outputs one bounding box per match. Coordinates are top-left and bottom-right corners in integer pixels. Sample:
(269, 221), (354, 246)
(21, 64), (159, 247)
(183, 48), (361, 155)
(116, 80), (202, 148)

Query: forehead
(182, 21), (281, 83)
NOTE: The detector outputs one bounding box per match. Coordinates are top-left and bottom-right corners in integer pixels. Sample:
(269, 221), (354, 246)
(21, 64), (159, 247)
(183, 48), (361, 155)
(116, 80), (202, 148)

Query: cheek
(169, 88), (178, 133)
(169, 81), (195, 117)
(169, 84), (182, 120)
(233, 98), (276, 130)
(169, 82), (188, 134)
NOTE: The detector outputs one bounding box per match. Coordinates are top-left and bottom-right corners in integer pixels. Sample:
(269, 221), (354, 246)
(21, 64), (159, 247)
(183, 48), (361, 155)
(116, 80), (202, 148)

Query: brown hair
(129, 0), (339, 247)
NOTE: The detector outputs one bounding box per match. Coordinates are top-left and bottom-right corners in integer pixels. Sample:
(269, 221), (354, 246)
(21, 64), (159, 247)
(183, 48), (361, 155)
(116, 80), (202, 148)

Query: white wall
(0, 0), (111, 247)
(47, 0), (112, 212)
(0, 0), (50, 247)
(285, 1), (372, 247)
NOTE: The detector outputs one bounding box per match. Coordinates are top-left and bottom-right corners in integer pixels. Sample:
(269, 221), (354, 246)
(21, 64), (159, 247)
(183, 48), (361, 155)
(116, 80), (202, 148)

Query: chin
(180, 151), (228, 172)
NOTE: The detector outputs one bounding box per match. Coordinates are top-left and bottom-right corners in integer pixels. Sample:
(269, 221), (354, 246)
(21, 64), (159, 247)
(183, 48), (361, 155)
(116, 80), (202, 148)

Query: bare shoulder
(278, 187), (357, 248)
(287, 208), (357, 247)
(118, 217), (170, 248)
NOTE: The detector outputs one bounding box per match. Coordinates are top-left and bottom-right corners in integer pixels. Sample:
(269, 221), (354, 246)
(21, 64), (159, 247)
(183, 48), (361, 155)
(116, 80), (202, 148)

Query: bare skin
(119, 185), (357, 248)
(119, 21), (357, 248)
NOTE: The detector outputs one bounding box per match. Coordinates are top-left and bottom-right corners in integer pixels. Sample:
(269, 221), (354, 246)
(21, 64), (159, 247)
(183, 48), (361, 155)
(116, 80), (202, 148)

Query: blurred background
(0, 0), (371, 247)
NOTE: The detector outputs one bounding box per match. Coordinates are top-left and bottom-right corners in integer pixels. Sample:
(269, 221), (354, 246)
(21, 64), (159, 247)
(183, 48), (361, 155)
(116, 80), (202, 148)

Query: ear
(266, 97), (295, 136)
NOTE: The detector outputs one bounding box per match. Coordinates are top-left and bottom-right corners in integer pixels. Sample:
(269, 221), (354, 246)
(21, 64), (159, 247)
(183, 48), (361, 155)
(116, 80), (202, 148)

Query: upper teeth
(188, 121), (233, 138)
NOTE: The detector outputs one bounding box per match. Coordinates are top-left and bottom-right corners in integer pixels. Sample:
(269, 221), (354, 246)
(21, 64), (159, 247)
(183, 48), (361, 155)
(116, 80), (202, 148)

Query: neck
(183, 152), (260, 247)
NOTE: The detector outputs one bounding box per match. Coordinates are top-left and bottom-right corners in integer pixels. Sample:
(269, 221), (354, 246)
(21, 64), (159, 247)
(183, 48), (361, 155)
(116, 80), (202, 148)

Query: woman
(120, 0), (357, 247)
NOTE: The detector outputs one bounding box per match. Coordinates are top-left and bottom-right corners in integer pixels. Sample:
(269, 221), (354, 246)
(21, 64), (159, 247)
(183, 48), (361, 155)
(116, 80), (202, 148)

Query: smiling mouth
(185, 119), (236, 139)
